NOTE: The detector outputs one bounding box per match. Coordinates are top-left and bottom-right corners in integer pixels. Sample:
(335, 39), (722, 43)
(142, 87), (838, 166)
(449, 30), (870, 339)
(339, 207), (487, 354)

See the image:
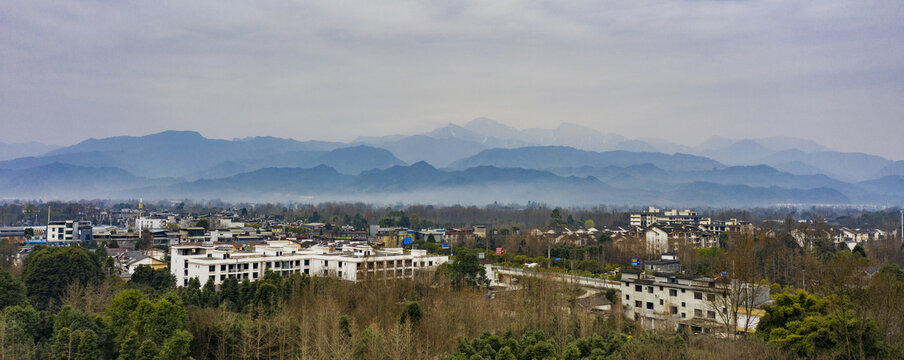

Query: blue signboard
(630, 258), (641, 267)
(442, 243), (450, 249)
(403, 237), (413, 245)
(555, 257), (561, 261)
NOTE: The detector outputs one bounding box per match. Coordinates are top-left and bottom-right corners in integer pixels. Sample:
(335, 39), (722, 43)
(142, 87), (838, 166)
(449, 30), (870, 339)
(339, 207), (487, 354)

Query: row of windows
(632, 284), (720, 301)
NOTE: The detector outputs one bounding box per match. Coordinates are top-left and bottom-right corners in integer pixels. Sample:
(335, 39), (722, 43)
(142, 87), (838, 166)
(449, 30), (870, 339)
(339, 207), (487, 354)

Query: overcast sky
(2, 1), (903, 159)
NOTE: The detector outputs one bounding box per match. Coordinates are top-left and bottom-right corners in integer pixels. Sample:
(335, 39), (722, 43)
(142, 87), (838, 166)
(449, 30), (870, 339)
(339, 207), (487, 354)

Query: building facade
(170, 240), (449, 287)
(46, 220), (93, 244)
(619, 268), (768, 334)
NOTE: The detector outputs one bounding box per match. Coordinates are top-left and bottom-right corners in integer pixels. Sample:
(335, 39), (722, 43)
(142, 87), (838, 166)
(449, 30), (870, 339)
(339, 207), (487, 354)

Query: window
(659, 299), (664, 305)
(220, 275), (226, 281)
(647, 286), (653, 294)
(304, 269), (309, 274)
(209, 266), (215, 272)
(659, 286), (663, 291)
(681, 302), (686, 307)
(707, 294), (716, 301)
(253, 263), (259, 269)
(275, 262), (281, 268)
(635, 285), (642, 292)
(626, 294), (630, 301)
(681, 313), (686, 318)
(671, 306), (678, 314)
(253, 273), (258, 279)
(304, 259), (310, 266)
(681, 289), (686, 293)
(339, 262), (343, 268)
(209, 276), (215, 282)
(694, 292), (703, 300)
(669, 289), (678, 296)
(635, 301), (642, 307)
(707, 311), (716, 319)
(220, 265), (226, 271)
(694, 309), (703, 317)
(646, 302), (654, 310)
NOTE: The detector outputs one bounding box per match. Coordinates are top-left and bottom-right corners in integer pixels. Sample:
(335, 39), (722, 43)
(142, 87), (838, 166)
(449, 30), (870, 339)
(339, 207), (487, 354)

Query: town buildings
(170, 240), (449, 287)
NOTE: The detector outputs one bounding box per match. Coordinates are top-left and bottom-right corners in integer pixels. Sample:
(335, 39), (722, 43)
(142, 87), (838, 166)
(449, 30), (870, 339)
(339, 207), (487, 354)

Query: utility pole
(547, 239), (551, 270)
(900, 209), (903, 241)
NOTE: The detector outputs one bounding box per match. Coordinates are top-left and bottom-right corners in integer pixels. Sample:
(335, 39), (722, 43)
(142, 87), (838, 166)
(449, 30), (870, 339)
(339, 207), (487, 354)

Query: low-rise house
(124, 255), (168, 274)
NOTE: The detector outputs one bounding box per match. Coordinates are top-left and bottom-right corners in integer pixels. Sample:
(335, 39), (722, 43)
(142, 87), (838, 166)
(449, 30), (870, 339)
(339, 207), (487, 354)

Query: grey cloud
(1, 0), (902, 159)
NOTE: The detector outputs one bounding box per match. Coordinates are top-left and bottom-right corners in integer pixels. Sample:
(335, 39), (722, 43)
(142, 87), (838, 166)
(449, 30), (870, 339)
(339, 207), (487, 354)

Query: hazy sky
(2, 1), (903, 159)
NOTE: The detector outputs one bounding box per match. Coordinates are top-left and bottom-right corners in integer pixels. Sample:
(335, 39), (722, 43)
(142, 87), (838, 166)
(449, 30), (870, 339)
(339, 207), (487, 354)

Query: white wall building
(170, 240), (449, 287)
(135, 217), (168, 230)
(619, 268), (768, 334)
(645, 227), (669, 253)
(47, 220), (93, 244)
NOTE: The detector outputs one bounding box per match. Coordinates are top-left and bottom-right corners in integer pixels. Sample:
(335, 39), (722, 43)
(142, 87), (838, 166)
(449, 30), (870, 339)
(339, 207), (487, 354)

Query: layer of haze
(2, 1), (903, 159)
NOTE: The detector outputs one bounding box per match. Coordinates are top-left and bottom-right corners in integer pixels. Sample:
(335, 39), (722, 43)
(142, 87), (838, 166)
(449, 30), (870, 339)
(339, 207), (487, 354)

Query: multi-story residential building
(170, 240), (449, 287)
(619, 268), (768, 335)
(46, 220), (93, 245)
(630, 207), (701, 228)
(645, 225), (719, 253)
(135, 216), (168, 230)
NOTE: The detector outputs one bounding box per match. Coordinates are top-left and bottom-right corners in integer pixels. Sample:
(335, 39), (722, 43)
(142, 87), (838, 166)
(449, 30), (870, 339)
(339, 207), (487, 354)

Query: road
(486, 265), (620, 290)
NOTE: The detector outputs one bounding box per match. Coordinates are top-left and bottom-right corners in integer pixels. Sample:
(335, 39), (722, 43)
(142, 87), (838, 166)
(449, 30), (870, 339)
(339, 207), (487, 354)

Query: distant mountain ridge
(1, 121), (901, 206)
(450, 146), (723, 172)
(0, 131), (399, 179)
(0, 141), (60, 161)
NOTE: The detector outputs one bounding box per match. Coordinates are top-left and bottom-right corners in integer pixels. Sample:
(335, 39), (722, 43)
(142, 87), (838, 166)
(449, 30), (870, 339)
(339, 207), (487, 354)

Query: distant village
(0, 204), (897, 278)
(1, 203), (900, 337)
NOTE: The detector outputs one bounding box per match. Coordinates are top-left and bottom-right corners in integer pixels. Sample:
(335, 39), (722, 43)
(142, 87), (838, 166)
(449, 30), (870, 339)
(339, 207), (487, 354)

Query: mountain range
(1, 119), (901, 206)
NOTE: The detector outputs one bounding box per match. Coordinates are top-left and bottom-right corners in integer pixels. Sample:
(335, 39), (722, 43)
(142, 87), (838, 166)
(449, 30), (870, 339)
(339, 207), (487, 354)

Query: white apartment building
(46, 220), (93, 244)
(170, 240), (449, 287)
(619, 268), (768, 334)
(135, 217), (168, 230)
(630, 207), (702, 228)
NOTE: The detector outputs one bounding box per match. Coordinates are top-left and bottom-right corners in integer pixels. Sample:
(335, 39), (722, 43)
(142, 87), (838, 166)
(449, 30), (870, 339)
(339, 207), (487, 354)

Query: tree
(0, 267), (26, 309)
(195, 219), (210, 231)
(583, 219), (595, 229)
(399, 302), (423, 326)
(108, 291), (192, 360)
(22, 247), (104, 311)
(134, 232), (153, 250)
(448, 249), (488, 288)
(549, 209), (563, 227)
(129, 265), (175, 291)
(200, 278), (218, 308)
(219, 278), (240, 312)
(852, 243), (867, 257)
(338, 314), (352, 338)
